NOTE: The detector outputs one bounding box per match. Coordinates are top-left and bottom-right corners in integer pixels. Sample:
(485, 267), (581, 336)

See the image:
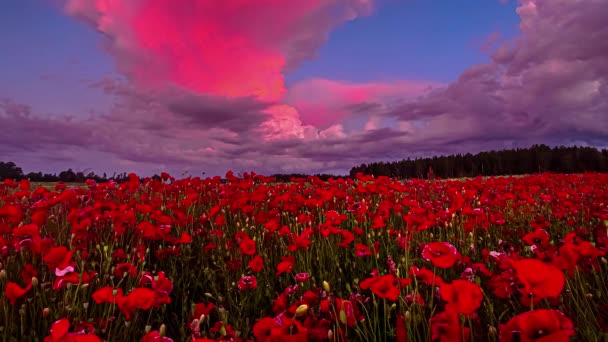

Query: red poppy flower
(248, 255), (264, 272)
(43, 246), (75, 272)
(239, 236), (257, 255)
(409, 266), (445, 286)
(192, 302), (214, 320)
(116, 288), (156, 320)
(44, 318), (101, 342)
(440, 280), (483, 315)
(295, 273), (310, 283)
(512, 258), (564, 304)
(238, 275), (257, 290)
(359, 274), (400, 301)
(338, 230), (354, 247)
(252, 317), (277, 342)
(431, 310), (470, 342)
(276, 256), (294, 276)
(355, 243), (372, 257)
(53, 271), (96, 290)
(422, 242), (458, 268)
(499, 309), (574, 342)
(92, 287), (123, 304)
(20, 263), (39, 284)
(5, 282), (32, 305)
(13, 223), (40, 240)
(522, 229), (551, 249)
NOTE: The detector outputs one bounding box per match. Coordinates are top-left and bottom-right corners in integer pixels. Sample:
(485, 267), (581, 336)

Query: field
(1, 172), (608, 341)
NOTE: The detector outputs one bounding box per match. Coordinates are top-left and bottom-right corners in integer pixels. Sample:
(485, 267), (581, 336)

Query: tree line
(349, 144), (608, 179)
(0, 162), (138, 183)
(3, 145), (608, 183)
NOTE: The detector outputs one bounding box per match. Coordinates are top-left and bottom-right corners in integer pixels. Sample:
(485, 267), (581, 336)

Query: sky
(1, 0), (607, 177)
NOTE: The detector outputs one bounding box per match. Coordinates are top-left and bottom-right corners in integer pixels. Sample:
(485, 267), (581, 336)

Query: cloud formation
(65, 0), (374, 102)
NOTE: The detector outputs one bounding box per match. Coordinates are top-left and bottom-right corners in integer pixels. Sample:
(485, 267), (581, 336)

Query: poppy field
(1, 172), (608, 341)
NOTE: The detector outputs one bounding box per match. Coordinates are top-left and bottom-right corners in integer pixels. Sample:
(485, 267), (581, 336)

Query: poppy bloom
(44, 318), (101, 342)
(422, 242), (458, 268)
(239, 236), (257, 255)
(116, 288), (156, 320)
(192, 302), (215, 320)
(522, 229), (551, 249)
(338, 230), (354, 247)
(431, 310), (470, 342)
(295, 273), (310, 283)
(276, 256), (294, 276)
(238, 276), (258, 290)
(499, 309), (574, 342)
(355, 243), (372, 257)
(409, 266), (445, 286)
(42, 246), (75, 273)
(359, 274), (400, 301)
(440, 280), (483, 315)
(5, 282), (32, 305)
(252, 317), (278, 342)
(512, 258), (564, 305)
(20, 263), (39, 284)
(92, 287), (124, 304)
(248, 255), (264, 272)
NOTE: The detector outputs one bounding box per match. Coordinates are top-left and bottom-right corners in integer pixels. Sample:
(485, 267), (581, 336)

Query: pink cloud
(285, 78), (441, 127)
(65, 0), (373, 102)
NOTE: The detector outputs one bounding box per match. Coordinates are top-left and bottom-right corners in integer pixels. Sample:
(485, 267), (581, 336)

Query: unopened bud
(488, 326), (497, 337)
(159, 324), (166, 337)
(323, 281), (331, 292)
(295, 304), (309, 317)
(42, 308), (50, 317)
(0, 269), (8, 280)
(145, 325), (152, 333)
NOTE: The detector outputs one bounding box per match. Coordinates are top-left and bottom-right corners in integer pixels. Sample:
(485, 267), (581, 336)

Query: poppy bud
(323, 281), (331, 292)
(159, 324), (166, 337)
(488, 326), (497, 337)
(42, 308), (50, 317)
(0, 269), (7, 280)
(295, 304), (309, 317)
(339, 310), (347, 325)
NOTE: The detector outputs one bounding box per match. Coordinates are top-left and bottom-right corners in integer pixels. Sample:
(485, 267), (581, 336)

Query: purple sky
(1, 0), (607, 177)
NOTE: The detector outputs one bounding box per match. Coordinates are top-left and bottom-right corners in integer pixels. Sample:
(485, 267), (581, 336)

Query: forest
(2, 144), (608, 182)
